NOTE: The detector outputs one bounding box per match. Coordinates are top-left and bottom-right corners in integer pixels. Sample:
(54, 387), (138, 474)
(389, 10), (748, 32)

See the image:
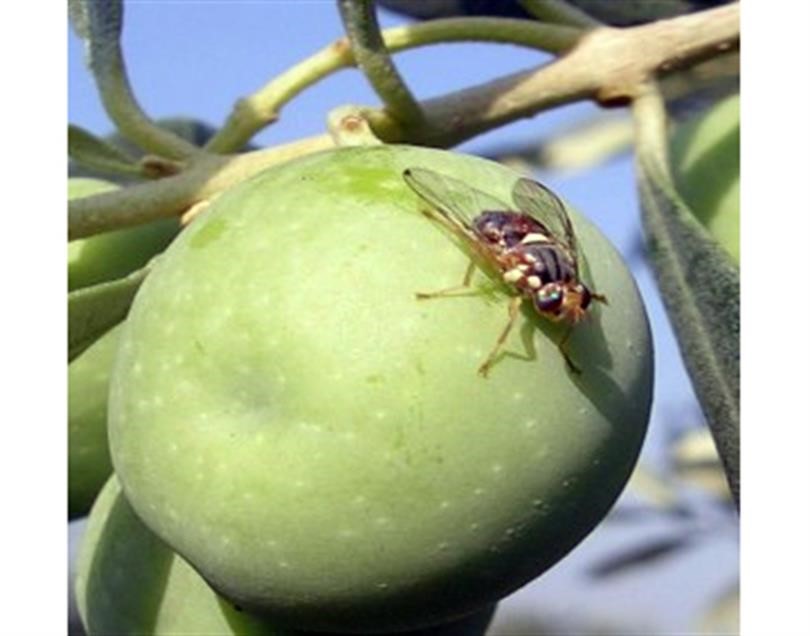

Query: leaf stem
(204, 17), (579, 153)
(519, 0), (601, 28)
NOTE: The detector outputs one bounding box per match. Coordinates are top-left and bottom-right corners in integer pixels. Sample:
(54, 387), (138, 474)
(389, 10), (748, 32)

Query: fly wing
(512, 178), (580, 274)
(403, 167), (513, 232)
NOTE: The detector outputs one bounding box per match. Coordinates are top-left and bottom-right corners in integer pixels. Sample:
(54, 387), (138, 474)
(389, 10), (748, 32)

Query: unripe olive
(670, 94), (740, 263)
(110, 145), (652, 632)
(68, 178), (180, 290)
(75, 477), (290, 635)
(68, 324), (120, 518)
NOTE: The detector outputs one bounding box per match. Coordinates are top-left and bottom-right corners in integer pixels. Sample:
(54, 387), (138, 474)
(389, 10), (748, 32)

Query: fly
(402, 167), (607, 376)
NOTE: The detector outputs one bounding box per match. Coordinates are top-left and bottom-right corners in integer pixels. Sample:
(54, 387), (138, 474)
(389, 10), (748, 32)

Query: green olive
(670, 94), (740, 264)
(75, 477), (290, 635)
(110, 145), (652, 632)
(68, 324), (120, 518)
(76, 477), (497, 635)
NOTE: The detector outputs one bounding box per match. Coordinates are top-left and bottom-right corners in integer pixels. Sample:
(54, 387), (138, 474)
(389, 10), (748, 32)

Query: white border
(0, 3), (66, 635)
(741, 1), (810, 635)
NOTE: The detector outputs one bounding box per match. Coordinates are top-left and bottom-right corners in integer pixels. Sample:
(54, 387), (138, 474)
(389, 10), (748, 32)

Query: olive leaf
(634, 89), (739, 508)
(69, 124), (140, 177)
(376, 0), (732, 25)
(587, 533), (696, 579)
(68, 0), (123, 76)
(68, 262), (150, 362)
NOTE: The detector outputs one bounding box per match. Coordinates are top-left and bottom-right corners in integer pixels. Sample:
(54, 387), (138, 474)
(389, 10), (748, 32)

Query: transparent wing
(403, 167), (513, 231)
(512, 178), (580, 273)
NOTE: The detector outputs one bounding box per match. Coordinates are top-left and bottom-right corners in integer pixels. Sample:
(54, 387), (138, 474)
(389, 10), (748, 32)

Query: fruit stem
(203, 18), (580, 153)
(328, 106), (385, 146)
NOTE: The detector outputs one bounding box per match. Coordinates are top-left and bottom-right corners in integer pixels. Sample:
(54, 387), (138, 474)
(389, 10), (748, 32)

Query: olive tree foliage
(67, 0), (740, 508)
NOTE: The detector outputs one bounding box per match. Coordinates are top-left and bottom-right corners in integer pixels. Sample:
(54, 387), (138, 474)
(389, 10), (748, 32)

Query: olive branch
(68, 0), (740, 507)
(69, 2), (738, 239)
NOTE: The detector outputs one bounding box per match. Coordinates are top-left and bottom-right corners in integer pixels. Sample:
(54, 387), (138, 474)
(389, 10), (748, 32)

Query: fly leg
(558, 325), (582, 374)
(591, 291), (609, 305)
(415, 261), (476, 299)
(478, 296), (523, 377)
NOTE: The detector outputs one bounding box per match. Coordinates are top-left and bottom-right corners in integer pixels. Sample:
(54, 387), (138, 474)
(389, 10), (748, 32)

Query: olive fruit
(75, 477), (497, 635)
(68, 324), (120, 518)
(75, 477), (290, 635)
(670, 94), (740, 264)
(110, 145), (652, 632)
(68, 178), (180, 290)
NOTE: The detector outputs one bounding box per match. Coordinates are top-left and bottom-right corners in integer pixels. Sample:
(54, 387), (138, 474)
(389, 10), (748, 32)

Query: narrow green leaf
(68, 262), (150, 362)
(68, 0), (123, 75)
(67, 0), (90, 40)
(69, 124), (140, 177)
(633, 87), (739, 507)
(588, 533), (695, 579)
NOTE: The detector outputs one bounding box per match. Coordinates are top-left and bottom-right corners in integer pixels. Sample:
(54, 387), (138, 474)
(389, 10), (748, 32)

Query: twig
(205, 18), (579, 153)
(381, 3), (739, 147)
(72, 4), (738, 239)
(69, 135), (334, 240)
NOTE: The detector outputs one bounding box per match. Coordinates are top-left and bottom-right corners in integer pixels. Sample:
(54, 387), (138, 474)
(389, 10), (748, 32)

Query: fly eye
(535, 287), (563, 313)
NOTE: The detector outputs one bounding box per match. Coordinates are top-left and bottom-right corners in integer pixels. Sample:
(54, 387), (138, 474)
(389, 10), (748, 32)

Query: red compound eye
(535, 286), (563, 313)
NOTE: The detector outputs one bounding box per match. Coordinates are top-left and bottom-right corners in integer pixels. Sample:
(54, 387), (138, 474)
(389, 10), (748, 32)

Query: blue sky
(68, 3), (736, 632)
